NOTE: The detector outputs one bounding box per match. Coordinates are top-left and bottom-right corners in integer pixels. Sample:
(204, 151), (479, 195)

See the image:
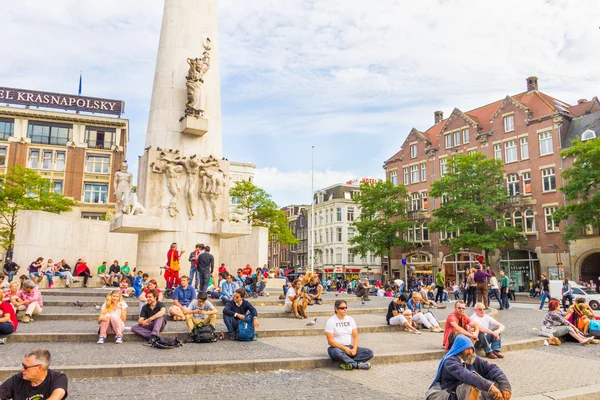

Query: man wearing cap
(426, 334), (511, 400)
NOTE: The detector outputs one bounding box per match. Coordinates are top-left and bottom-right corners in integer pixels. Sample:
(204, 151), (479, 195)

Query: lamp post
(546, 244), (563, 279)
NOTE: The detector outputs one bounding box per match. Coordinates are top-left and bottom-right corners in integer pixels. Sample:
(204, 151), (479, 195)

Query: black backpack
(149, 336), (183, 349)
(190, 324), (217, 343)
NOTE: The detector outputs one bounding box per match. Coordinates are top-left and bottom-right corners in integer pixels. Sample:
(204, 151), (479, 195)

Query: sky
(3, 0), (600, 207)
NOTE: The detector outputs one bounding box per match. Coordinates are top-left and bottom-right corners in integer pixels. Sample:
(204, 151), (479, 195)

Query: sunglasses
(337, 307), (348, 310)
(21, 363), (42, 370)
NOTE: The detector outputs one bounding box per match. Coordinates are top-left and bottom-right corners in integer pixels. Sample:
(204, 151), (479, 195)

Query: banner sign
(0, 87), (124, 116)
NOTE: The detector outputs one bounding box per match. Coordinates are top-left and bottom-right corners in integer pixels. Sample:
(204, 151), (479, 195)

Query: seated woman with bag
(566, 298), (598, 336)
(541, 299), (597, 345)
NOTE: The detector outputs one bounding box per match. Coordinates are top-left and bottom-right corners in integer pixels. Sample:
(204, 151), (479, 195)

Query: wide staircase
(2, 286), (598, 399)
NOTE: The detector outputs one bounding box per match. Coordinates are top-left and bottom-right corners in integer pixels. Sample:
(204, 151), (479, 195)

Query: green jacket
(435, 271), (445, 287)
(499, 275), (510, 289)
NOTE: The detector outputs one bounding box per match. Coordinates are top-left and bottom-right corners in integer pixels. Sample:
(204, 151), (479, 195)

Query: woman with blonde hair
(407, 292), (442, 332)
(97, 289), (128, 344)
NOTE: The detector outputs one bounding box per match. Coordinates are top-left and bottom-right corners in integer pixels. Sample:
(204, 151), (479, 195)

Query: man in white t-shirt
(470, 302), (505, 359)
(325, 299), (374, 370)
(184, 291), (217, 332)
(285, 279), (308, 319)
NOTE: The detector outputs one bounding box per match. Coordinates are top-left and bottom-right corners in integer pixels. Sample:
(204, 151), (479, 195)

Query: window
(52, 180), (63, 195)
(520, 137), (529, 160)
(441, 193), (449, 204)
(506, 174), (520, 196)
(55, 152), (66, 171)
(505, 140), (517, 163)
(522, 172), (531, 194)
(28, 149), (40, 169)
(412, 192), (421, 211)
(420, 163), (427, 182)
(319, 212), (323, 225)
(389, 170), (398, 186)
(454, 131), (461, 147)
(504, 115), (514, 132)
(468, 150), (477, 156)
(231, 196), (241, 205)
(0, 146), (7, 166)
(513, 211), (523, 228)
(445, 134), (452, 149)
(421, 191), (428, 210)
(83, 183), (108, 204)
(410, 144), (417, 159)
(545, 207), (559, 232)
(403, 168), (409, 185)
(415, 224), (422, 241)
(347, 207), (354, 222)
(85, 127), (116, 149)
(347, 250), (354, 263)
(422, 223), (429, 241)
(494, 144), (502, 161)
(27, 121), (72, 146)
(86, 155), (110, 174)
(0, 118), (14, 140)
(319, 230), (322, 243)
(81, 212), (106, 220)
(325, 211), (329, 224)
(542, 168), (556, 192)
(370, 254), (376, 264)
(410, 165), (419, 183)
(539, 131), (553, 155)
(336, 207), (342, 222)
(504, 212), (512, 227)
(440, 158), (447, 177)
(325, 249), (329, 264)
(42, 150), (53, 170)
(525, 209), (536, 233)
(325, 229), (330, 243)
(336, 227), (342, 242)
(336, 250), (342, 263)
(348, 227), (355, 240)
(462, 129), (469, 144)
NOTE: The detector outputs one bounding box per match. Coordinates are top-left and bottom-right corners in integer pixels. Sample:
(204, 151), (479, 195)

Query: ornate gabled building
(383, 77), (600, 290)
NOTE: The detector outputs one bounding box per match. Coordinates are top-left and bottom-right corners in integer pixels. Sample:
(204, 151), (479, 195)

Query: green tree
(349, 180), (413, 280)
(0, 166), (77, 255)
(428, 153), (526, 265)
(229, 180), (299, 246)
(554, 138), (600, 243)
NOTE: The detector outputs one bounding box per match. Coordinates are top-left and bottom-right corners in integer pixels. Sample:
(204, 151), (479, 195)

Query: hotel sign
(0, 87), (124, 116)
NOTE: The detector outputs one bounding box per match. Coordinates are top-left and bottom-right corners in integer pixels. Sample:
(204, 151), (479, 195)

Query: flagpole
(311, 145), (315, 275)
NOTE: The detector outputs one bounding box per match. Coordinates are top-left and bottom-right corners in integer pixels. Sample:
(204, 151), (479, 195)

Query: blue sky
(3, 0), (600, 206)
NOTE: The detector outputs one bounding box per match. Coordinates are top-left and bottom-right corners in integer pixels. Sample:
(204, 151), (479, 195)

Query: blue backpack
(236, 314), (258, 341)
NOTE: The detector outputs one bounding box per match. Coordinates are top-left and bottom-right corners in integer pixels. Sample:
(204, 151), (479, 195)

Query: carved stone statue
(185, 37), (212, 118)
(130, 192), (147, 215)
(114, 162), (133, 215)
(181, 155), (202, 217)
(151, 158), (184, 217)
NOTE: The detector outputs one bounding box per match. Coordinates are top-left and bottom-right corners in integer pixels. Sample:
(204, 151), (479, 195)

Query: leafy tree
(0, 166), (77, 255)
(349, 180), (413, 280)
(554, 138), (600, 243)
(428, 153), (526, 265)
(229, 180), (299, 246)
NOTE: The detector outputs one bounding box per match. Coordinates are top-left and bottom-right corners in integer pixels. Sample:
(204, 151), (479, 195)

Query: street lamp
(546, 244), (563, 279)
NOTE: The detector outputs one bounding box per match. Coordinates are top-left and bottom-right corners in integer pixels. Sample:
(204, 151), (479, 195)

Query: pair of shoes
(115, 336), (123, 344)
(315, 299), (322, 305)
(485, 352), (498, 359)
(589, 339), (600, 345)
(357, 362), (371, 370)
(582, 337), (593, 345)
(148, 335), (159, 346)
(493, 351), (504, 358)
(499, 307), (504, 310)
(340, 363), (354, 371)
(97, 336), (105, 344)
(411, 330), (422, 335)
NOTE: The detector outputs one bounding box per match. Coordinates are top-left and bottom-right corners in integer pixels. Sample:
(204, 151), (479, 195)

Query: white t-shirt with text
(325, 315), (357, 346)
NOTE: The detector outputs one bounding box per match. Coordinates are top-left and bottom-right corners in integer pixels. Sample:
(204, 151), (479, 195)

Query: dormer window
(410, 144), (417, 159)
(504, 115), (515, 133)
(582, 129), (596, 141)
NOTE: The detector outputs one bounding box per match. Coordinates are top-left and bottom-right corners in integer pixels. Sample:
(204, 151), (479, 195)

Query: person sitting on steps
(219, 273), (238, 305)
(97, 290), (128, 344)
(354, 278), (371, 301)
(284, 279), (308, 319)
(16, 280), (43, 323)
(386, 293), (421, 334)
(222, 288), (259, 340)
(132, 289), (166, 344)
(407, 292), (443, 333)
(470, 302), (505, 359)
(168, 276), (196, 321)
(305, 275), (324, 305)
(184, 291), (217, 332)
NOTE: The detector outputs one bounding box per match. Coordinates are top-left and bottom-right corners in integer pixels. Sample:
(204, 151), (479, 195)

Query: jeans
(190, 267), (200, 289)
(220, 295), (231, 305)
(488, 289), (502, 308)
(255, 281), (265, 294)
(131, 317), (166, 339)
(476, 326), (502, 354)
(562, 295), (574, 311)
(539, 291), (549, 309)
(199, 269), (211, 293)
(54, 271), (74, 286)
(500, 289), (510, 309)
(467, 287), (477, 307)
(43, 271), (54, 286)
(223, 314), (239, 334)
(5, 271), (15, 283)
(0, 321), (14, 337)
(435, 285), (444, 303)
(327, 345), (374, 367)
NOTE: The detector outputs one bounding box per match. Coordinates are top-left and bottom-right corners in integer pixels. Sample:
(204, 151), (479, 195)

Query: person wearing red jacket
(75, 260), (92, 288)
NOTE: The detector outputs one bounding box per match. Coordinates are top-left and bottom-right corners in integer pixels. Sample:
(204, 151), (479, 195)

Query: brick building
(267, 205), (308, 270)
(383, 77), (600, 290)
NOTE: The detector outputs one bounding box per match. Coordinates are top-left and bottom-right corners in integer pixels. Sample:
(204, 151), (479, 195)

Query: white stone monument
(110, 0), (251, 280)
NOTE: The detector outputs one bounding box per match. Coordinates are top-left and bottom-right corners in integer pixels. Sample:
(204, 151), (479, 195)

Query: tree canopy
(0, 166), (77, 254)
(554, 137), (600, 242)
(428, 153), (526, 263)
(229, 180), (298, 246)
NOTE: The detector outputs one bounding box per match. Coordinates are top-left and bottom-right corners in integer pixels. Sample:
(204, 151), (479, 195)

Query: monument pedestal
(181, 116), (209, 136)
(109, 214), (161, 234)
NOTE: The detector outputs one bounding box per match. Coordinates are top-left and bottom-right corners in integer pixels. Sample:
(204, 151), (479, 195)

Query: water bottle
(219, 328), (225, 340)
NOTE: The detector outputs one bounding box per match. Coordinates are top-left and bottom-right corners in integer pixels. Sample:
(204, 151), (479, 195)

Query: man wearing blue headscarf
(425, 334), (511, 400)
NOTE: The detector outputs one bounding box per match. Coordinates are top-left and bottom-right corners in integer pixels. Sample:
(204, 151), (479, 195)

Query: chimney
(526, 76), (538, 92)
(577, 98), (588, 105)
(434, 111), (444, 124)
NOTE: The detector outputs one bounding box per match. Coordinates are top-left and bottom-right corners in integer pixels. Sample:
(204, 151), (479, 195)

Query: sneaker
(340, 363), (354, 371)
(357, 362), (371, 370)
(97, 336), (105, 344)
(315, 299), (322, 305)
(411, 330), (422, 335)
(0, 338), (7, 345)
(21, 315), (31, 323)
(115, 336), (123, 344)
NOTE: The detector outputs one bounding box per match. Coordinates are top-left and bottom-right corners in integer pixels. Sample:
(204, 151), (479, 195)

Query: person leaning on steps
(168, 275), (196, 321)
(407, 292), (443, 333)
(325, 299), (374, 371)
(0, 348), (68, 400)
(285, 278), (309, 319)
(97, 289), (128, 344)
(443, 301), (480, 351)
(386, 293), (421, 334)
(305, 275), (324, 305)
(426, 334), (511, 400)
(222, 288), (259, 340)
(470, 302), (505, 359)
(0, 290), (18, 345)
(132, 289), (167, 344)
(15, 280), (43, 323)
(184, 291), (217, 332)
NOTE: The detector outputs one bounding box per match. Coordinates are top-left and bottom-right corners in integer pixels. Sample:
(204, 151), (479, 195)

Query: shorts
(284, 302), (293, 313)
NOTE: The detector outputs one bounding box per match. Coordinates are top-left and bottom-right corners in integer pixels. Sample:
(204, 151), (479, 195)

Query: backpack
(236, 314), (257, 342)
(190, 323), (217, 343)
(149, 336), (183, 349)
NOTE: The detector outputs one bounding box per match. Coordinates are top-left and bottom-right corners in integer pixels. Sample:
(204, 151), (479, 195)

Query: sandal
(295, 314), (303, 319)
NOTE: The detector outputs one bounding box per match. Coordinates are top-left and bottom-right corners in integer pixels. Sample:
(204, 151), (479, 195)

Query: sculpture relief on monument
(184, 37), (212, 119)
(113, 162), (133, 215)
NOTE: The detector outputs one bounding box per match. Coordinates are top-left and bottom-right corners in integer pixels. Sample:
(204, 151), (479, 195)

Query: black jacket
(197, 252), (214, 272)
(223, 299), (258, 318)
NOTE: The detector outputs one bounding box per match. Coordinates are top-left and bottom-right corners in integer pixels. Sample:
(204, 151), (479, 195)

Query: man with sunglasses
(325, 300), (374, 370)
(0, 348), (68, 399)
(443, 301), (479, 351)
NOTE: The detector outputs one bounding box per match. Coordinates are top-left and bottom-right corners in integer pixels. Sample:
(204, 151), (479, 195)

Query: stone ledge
(219, 221), (253, 239)
(109, 214), (161, 233)
(514, 383), (600, 400)
(180, 116), (208, 136)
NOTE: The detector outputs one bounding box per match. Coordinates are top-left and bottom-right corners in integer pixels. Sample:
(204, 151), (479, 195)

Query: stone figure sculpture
(185, 37), (212, 118)
(181, 155), (202, 217)
(114, 162), (133, 215)
(151, 157), (184, 217)
(130, 192), (147, 215)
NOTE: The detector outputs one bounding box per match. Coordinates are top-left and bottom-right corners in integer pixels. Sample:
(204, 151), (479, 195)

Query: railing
(86, 140), (114, 149)
(0, 132), (11, 141)
(29, 135), (70, 146)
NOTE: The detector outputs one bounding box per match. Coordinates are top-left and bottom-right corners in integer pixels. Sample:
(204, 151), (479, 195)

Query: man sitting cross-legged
(219, 273), (238, 305)
(285, 279), (309, 319)
(305, 275), (324, 305)
(184, 291), (217, 332)
(386, 293), (421, 334)
(168, 276), (196, 321)
(325, 299), (374, 371)
(222, 288), (259, 340)
(132, 289), (166, 344)
(470, 302), (505, 359)
(426, 334), (512, 400)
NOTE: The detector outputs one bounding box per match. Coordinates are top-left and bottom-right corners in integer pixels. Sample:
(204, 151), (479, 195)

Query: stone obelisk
(111, 0), (249, 280)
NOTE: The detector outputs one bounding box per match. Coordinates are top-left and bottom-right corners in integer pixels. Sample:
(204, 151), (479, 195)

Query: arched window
(525, 209), (535, 233)
(513, 211), (523, 228)
(504, 212), (512, 227)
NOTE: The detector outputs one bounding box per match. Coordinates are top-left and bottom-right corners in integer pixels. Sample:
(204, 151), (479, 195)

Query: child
(0, 274), (7, 290)
(133, 271), (144, 298)
(119, 278), (134, 297)
(142, 273), (150, 290)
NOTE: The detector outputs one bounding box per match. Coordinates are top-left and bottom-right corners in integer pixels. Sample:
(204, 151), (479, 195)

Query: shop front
(442, 251), (484, 285)
(404, 252), (433, 281)
(323, 266), (363, 282)
(499, 250), (540, 292)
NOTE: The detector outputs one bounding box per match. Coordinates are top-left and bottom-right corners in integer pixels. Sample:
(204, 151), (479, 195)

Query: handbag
(590, 319), (600, 331)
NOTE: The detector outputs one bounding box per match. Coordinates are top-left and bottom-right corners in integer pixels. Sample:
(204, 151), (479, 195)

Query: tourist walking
(538, 274), (550, 310)
(561, 278), (574, 311)
(435, 269), (445, 303)
(499, 270), (510, 310)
